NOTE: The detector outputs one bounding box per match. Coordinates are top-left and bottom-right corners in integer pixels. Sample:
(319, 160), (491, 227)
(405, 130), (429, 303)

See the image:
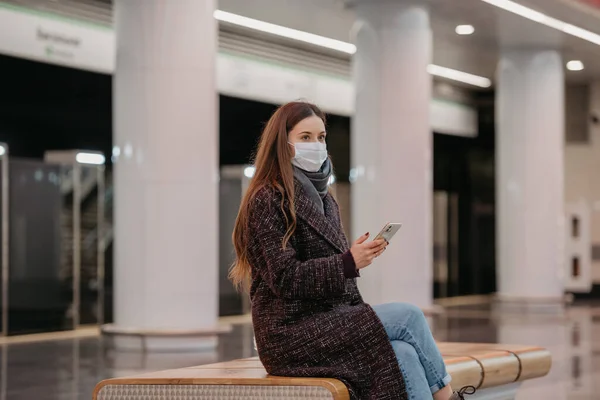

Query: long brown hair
(229, 101), (327, 291)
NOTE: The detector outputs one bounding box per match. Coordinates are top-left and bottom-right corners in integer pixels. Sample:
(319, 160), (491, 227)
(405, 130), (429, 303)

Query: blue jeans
(373, 303), (452, 399)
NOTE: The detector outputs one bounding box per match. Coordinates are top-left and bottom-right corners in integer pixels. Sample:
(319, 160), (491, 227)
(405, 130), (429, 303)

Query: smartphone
(374, 222), (402, 243)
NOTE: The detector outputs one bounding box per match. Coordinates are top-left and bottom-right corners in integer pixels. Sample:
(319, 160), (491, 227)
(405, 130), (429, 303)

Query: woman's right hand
(350, 233), (387, 270)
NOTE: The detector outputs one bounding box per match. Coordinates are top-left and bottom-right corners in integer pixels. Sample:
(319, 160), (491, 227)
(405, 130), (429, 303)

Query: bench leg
(470, 383), (521, 400)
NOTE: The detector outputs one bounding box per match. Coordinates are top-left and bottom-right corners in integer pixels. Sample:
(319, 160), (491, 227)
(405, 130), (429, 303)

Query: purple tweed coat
(247, 182), (408, 400)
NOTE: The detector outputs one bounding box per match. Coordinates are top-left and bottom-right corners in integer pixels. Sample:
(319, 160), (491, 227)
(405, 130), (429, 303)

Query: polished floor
(1, 301), (599, 400)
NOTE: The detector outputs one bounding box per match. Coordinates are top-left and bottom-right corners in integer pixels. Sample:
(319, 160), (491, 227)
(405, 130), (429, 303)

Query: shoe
(449, 386), (476, 399)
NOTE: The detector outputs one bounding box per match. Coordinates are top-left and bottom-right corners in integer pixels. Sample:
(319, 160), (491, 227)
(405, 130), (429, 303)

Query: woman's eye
(319, 136), (326, 141)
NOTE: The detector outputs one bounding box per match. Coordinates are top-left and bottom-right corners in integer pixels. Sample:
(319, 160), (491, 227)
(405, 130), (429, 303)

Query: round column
(350, 1), (433, 307)
(112, 0), (220, 349)
(496, 50), (565, 301)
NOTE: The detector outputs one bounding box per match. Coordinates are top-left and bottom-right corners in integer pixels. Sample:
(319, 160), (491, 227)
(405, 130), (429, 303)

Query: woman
(230, 101), (475, 400)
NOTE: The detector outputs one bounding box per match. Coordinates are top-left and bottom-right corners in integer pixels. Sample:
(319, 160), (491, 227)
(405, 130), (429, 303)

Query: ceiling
(428, 0), (600, 84)
(218, 0), (600, 85)
(5, 0), (600, 86)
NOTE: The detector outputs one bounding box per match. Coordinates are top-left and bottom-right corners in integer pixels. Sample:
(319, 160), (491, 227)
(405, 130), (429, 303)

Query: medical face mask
(288, 142), (328, 172)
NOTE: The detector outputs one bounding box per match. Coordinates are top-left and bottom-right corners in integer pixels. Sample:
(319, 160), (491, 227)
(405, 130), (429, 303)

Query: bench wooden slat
(440, 350), (519, 388)
(437, 342), (551, 384)
(514, 349), (553, 381)
(443, 357), (483, 389)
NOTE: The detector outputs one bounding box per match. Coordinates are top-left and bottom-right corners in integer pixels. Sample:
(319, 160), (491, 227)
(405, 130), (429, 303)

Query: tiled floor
(1, 302), (599, 399)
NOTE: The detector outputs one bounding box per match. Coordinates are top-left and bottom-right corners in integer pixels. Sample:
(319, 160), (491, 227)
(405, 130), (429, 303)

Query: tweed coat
(247, 181), (408, 400)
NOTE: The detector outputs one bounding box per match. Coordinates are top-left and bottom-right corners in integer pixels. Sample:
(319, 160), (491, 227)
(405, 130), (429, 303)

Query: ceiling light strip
(214, 10), (357, 54)
(427, 65), (492, 88)
(214, 10), (492, 88)
(481, 0), (600, 45)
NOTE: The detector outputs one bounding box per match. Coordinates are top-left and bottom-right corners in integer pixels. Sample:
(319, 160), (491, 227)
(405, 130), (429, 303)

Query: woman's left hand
(350, 234), (388, 270)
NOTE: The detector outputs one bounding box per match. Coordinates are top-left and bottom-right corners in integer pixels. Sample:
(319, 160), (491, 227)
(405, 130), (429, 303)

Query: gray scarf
(293, 159), (332, 214)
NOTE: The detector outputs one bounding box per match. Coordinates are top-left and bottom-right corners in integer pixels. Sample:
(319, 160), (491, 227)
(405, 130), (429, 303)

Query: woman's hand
(350, 233), (387, 270)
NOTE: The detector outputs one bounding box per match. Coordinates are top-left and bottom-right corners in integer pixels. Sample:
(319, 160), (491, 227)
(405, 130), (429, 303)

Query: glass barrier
(0, 157), (5, 336)
(8, 159), (71, 334)
(1, 157), (107, 335)
(219, 166), (245, 316)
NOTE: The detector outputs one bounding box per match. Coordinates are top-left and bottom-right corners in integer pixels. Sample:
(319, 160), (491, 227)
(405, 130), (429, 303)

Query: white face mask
(289, 142), (328, 172)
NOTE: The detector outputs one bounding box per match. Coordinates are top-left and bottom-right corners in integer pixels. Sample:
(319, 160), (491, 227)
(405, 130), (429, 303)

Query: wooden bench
(93, 342), (551, 399)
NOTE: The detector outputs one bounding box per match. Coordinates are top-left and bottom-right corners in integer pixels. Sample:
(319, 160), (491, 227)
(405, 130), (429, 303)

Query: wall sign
(0, 3), (114, 73)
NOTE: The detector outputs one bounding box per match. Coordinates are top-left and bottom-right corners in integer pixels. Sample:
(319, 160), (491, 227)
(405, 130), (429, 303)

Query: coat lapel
(323, 195), (349, 249)
(294, 182), (346, 253)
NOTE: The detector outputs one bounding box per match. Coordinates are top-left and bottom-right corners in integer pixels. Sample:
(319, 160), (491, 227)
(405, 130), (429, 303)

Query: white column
(113, 0), (219, 349)
(350, 1), (432, 308)
(496, 50), (565, 300)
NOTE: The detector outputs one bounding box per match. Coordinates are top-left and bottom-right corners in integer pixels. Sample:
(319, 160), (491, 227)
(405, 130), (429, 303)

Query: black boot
(449, 386), (476, 399)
